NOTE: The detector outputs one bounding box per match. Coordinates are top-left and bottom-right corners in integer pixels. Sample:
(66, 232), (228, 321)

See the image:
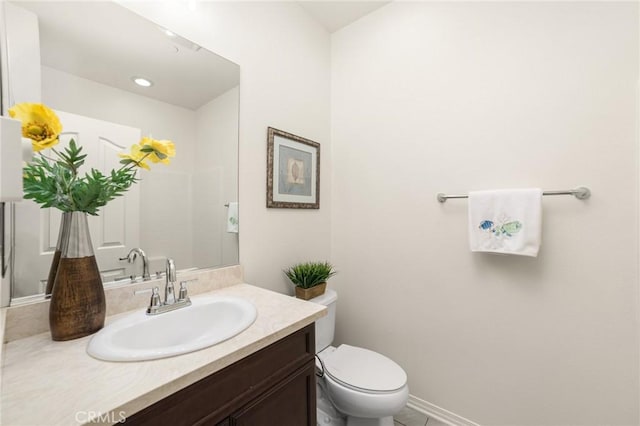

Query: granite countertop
(0, 283), (326, 426)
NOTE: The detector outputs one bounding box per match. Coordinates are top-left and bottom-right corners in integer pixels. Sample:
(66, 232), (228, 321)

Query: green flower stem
(37, 152), (59, 164)
(56, 148), (78, 177)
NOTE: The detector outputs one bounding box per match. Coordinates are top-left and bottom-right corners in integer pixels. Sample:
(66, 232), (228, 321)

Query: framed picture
(267, 127), (320, 209)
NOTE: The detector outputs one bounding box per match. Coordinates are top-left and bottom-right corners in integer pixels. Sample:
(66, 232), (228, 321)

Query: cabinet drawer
(126, 323), (315, 426)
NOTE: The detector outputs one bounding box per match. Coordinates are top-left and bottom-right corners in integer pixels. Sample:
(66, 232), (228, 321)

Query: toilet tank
(309, 288), (337, 353)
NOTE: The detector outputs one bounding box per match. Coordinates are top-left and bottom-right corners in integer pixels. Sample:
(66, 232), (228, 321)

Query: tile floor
(394, 405), (450, 426)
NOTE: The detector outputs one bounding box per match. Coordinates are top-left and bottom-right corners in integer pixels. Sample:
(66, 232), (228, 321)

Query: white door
(14, 111), (141, 296)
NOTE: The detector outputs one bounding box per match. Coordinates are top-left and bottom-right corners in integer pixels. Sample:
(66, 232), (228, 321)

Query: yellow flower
(118, 143), (150, 170)
(141, 136), (175, 164)
(9, 103), (62, 152)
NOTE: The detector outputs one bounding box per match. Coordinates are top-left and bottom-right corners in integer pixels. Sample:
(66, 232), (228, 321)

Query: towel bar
(436, 187), (591, 203)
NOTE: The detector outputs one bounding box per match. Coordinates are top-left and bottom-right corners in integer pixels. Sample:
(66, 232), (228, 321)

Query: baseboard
(407, 394), (481, 426)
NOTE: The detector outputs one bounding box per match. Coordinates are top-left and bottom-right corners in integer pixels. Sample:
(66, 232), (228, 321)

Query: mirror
(4, 1), (240, 301)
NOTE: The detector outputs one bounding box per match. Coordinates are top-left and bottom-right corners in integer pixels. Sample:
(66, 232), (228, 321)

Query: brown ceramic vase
(49, 212), (105, 341)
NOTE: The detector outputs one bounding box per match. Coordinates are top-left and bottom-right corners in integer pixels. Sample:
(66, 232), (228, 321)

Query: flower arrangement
(9, 103), (175, 215)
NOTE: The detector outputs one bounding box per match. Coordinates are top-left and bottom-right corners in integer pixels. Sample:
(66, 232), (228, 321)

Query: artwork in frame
(267, 127), (320, 209)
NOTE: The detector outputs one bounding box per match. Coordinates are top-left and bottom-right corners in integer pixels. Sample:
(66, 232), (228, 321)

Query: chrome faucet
(165, 258), (176, 305)
(119, 248), (150, 281)
(139, 258), (192, 315)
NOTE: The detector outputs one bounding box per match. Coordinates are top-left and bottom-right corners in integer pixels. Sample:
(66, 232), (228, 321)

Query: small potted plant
(284, 261), (337, 300)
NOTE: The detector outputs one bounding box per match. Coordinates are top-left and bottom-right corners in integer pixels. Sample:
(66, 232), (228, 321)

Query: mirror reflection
(6, 1), (240, 300)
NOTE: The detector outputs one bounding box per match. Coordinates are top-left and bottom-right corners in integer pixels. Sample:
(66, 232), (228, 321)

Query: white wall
(331, 2), (639, 425)
(3, 2), (40, 105)
(194, 86), (239, 268)
(123, 1), (332, 294)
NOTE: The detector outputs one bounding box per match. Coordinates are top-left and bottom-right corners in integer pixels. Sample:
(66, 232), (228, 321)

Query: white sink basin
(87, 295), (257, 362)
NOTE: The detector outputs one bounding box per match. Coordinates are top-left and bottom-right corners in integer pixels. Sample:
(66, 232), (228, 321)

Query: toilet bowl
(310, 290), (409, 426)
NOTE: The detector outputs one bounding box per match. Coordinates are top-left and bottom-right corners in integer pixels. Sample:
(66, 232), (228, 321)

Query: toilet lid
(322, 344), (407, 392)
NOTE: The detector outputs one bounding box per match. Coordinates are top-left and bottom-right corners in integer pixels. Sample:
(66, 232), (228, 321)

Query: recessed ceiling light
(132, 77), (153, 88)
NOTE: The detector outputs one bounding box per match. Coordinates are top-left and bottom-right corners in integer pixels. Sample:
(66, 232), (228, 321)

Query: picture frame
(267, 127), (320, 209)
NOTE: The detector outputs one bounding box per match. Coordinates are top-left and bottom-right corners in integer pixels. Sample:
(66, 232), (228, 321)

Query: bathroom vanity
(127, 324), (316, 425)
(0, 273), (326, 426)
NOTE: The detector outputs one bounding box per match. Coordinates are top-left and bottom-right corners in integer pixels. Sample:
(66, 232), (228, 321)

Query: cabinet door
(230, 361), (316, 426)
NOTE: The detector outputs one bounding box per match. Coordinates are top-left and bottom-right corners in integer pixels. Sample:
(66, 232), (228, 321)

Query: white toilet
(310, 289), (409, 426)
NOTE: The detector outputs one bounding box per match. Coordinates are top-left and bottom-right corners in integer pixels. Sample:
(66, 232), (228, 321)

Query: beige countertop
(0, 283), (326, 426)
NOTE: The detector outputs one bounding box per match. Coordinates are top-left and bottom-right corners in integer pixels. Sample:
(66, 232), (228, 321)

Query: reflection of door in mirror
(14, 112), (141, 297)
(2, 1), (240, 303)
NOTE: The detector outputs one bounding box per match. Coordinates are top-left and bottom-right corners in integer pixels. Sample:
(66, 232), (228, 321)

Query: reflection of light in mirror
(159, 23), (202, 52)
(132, 77), (153, 87)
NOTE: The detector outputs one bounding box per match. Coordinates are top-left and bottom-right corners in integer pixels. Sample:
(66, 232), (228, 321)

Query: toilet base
(346, 416), (394, 426)
(317, 407), (346, 426)
(317, 382), (346, 426)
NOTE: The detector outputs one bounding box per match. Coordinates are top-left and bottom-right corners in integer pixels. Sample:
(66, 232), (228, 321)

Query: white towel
(468, 188), (542, 257)
(226, 202), (239, 233)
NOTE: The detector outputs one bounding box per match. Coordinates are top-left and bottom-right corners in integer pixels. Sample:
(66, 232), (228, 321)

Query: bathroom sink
(87, 295), (257, 362)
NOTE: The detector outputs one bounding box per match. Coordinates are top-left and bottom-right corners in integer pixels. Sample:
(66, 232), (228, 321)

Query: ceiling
(13, 1), (239, 110)
(13, 0), (388, 110)
(297, 1), (390, 33)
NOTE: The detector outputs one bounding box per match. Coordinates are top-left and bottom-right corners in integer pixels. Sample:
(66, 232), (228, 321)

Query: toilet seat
(321, 344), (407, 393)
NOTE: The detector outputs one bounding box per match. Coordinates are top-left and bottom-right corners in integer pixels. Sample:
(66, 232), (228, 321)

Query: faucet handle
(178, 279), (197, 301)
(178, 282), (188, 301)
(150, 287), (162, 307)
(134, 286), (162, 311)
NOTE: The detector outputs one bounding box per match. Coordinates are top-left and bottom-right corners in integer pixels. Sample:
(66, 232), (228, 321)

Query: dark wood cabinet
(230, 361), (316, 425)
(125, 324), (316, 426)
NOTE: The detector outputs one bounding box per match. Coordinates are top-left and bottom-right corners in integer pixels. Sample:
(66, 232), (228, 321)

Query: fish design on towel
(479, 220), (494, 230)
(479, 219), (522, 238)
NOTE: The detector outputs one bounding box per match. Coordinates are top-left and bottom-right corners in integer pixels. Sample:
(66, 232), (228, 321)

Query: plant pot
(49, 211), (106, 341)
(295, 282), (327, 300)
